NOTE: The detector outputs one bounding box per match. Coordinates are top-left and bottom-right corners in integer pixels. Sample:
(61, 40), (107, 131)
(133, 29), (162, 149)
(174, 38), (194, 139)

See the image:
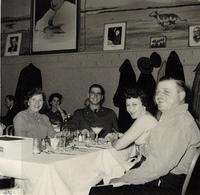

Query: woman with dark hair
(14, 88), (56, 138)
(46, 93), (67, 126)
(113, 87), (158, 153)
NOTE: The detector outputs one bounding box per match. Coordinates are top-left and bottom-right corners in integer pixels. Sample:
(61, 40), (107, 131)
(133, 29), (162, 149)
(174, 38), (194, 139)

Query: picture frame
(4, 33), (22, 56)
(31, 0), (78, 54)
(189, 25), (200, 47)
(150, 36), (167, 48)
(103, 22), (126, 50)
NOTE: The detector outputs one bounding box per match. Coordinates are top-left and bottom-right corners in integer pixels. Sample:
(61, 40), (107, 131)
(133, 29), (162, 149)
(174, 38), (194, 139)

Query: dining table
(0, 141), (135, 195)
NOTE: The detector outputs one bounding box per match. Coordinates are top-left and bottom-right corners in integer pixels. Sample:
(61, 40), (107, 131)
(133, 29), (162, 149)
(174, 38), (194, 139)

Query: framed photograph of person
(150, 36), (167, 48)
(103, 22), (126, 50)
(31, 0), (79, 54)
(189, 25), (200, 47)
(4, 33), (22, 56)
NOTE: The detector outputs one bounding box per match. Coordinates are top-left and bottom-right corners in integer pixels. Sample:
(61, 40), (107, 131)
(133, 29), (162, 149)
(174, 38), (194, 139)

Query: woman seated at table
(45, 93), (67, 126)
(112, 87), (158, 161)
(14, 88), (56, 139)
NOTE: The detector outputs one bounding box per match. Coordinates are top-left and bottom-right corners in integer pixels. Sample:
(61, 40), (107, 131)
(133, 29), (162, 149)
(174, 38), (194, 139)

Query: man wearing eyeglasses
(67, 84), (118, 137)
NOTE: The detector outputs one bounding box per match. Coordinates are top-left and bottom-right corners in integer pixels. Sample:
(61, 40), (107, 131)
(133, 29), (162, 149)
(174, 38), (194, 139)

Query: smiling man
(67, 84), (118, 137)
(89, 78), (200, 195)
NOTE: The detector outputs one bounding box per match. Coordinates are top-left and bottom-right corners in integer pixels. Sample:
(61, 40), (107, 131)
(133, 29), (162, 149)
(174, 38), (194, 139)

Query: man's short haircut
(89, 84), (105, 96)
(159, 76), (186, 93)
(89, 84), (105, 104)
(48, 93), (63, 105)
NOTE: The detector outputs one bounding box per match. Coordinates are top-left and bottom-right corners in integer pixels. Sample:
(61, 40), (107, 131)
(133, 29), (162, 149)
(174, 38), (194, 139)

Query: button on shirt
(120, 104), (200, 184)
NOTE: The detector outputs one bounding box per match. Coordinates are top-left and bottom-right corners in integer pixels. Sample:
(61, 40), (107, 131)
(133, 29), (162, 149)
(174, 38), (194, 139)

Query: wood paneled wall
(1, 0), (200, 116)
(1, 48), (200, 115)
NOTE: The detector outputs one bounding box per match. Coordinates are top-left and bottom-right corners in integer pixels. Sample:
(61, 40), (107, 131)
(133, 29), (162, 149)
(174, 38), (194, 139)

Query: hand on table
(109, 177), (129, 187)
(105, 133), (123, 144)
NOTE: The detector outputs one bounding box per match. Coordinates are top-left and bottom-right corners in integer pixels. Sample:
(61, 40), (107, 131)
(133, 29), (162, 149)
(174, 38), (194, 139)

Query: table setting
(34, 127), (114, 157)
(0, 128), (137, 195)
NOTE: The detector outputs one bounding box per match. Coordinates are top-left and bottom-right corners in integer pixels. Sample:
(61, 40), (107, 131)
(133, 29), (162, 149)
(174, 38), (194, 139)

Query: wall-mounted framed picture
(31, 0), (78, 54)
(150, 36), (167, 48)
(103, 22), (126, 50)
(189, 25), (200, 47)
(4, 33), (22, 56)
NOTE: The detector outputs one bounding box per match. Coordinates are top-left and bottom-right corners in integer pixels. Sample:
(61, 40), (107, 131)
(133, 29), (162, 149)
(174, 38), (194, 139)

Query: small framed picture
(150, 36), (167, 48)
(4, 33), (22, 56)
(189, 25), (200, 47)
(103, 22), (126, 50)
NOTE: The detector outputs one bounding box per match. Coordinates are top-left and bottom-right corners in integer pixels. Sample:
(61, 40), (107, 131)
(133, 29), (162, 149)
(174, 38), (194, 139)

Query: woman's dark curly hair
(124, 87), (151, 112)
(48, 93), (63, 106)
(24, 88), (46, 109)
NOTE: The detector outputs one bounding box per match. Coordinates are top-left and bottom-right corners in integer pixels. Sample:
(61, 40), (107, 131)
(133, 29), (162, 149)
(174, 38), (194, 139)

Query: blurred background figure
(1, 95), (19, 128)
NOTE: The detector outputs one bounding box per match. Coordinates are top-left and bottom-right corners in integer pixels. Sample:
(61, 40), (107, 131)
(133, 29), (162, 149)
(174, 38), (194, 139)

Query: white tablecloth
(0, 146), (135, 195)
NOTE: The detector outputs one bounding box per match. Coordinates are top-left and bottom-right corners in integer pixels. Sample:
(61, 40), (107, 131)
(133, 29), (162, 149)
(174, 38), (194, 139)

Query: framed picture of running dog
(31, 0), (78, 54)
(189, 25), (200, 47)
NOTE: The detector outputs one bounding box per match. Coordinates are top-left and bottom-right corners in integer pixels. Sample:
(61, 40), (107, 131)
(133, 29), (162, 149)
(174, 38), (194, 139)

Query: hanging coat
(113, 59), (136, 133)
(157, 60), (167, 83)
(137, 73), (157, 115)
(15, 63), (42, 110)
(192, 62), (200, 122)
(165, 51), (185, 82)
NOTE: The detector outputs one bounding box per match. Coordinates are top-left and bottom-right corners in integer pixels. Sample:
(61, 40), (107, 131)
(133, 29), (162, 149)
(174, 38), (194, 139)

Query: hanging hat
(150, 52), (162, 68)
(137, 57), (153, 74)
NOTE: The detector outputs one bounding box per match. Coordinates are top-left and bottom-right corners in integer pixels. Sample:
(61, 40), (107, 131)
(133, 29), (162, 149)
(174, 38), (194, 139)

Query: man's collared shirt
(120, 104), (200, 184)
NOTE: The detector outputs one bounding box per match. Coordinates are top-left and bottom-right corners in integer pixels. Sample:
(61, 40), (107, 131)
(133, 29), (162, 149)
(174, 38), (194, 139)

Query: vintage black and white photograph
(1, 0), (200, 195)
(32, 0), (78, 53)
(4, 33), (22, 56)
(103, 22), (126, 50)
(150, 36), (167, 48)
(189, 25), (200, 46)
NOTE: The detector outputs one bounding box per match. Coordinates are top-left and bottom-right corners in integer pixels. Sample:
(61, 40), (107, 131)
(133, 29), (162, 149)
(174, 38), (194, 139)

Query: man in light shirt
(89, 78), (200, 195)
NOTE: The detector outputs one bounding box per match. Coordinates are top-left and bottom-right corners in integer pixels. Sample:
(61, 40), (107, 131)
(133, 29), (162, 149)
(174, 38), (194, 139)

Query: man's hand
(109, 177), (128, 187)
(51, 0), (64, 11)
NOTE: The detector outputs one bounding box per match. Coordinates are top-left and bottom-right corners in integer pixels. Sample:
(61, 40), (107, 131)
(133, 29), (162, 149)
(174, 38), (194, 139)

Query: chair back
(4, 125), (15, 136)
(181, 147), (200, 195)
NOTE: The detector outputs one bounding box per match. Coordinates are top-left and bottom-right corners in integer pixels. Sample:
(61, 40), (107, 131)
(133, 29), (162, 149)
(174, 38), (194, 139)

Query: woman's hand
(57, 105), (67, 120)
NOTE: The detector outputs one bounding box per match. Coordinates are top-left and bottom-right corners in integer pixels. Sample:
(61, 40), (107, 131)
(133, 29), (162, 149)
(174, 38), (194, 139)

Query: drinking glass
(91, 126), (103, 143)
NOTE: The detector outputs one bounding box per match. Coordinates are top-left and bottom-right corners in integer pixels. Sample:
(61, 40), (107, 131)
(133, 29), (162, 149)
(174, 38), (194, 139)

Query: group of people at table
(0, 77), (200, 195)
